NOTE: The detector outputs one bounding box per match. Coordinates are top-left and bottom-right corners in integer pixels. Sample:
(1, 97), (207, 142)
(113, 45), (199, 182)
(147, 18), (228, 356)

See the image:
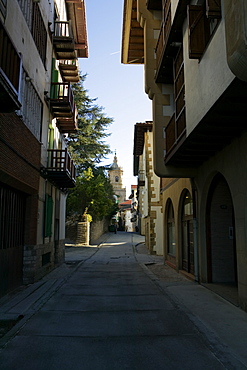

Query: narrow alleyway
(0, 232), (247, 369)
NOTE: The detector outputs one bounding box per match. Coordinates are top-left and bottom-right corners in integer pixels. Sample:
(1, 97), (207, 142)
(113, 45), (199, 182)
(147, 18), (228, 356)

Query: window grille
(17, 0), (47, 65)
(17, 0), (33, 30)
(17, 69), (43, 141)
(0, 0), (7, 20)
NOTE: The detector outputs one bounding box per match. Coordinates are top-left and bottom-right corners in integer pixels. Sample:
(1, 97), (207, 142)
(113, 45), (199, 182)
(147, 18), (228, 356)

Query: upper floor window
(188, 0), (221, 59)
(115, 176), (119, 183)
(17, 0), (47, 66)
(17, 69), (43, 141)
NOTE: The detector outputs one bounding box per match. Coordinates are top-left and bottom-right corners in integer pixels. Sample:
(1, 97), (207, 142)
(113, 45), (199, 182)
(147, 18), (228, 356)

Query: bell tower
(108, 152), (126, 204)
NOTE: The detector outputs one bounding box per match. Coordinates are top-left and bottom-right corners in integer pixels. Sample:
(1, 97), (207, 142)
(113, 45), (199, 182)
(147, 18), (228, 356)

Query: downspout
(223, 0), (247, 81)
(191, 179), (199, 282)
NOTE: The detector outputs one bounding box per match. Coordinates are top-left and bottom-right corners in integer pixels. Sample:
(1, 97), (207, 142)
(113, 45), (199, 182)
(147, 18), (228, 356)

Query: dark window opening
(42, 252), (51, 266)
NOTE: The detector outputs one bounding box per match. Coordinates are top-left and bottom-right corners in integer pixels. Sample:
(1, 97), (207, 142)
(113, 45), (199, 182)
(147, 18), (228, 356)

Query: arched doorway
(206, 174), (237, 285)
(181, 191), (194, 275)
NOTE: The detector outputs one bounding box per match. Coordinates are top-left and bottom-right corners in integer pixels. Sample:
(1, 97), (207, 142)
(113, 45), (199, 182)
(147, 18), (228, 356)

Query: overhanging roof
(121, 0), (144, 64)
(133, 121), (153, 176)
(66, 0), (88, 58)
(133, 121), (153, 156)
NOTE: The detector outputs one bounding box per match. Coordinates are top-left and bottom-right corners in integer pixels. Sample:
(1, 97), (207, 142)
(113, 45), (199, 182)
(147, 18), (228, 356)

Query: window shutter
(188, 5), (210, 59)
(206, 0), (221, 19)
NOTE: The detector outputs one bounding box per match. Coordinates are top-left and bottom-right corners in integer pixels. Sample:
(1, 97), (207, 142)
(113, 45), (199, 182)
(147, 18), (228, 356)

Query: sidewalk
(133, 235), (247, 368)
(0, 232), (247, 368)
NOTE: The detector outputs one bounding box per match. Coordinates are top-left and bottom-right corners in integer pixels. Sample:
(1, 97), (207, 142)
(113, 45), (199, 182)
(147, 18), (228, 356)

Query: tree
(66, 74), (118, 221)
(67, 166), (118, 221)
(67, 74), (113, 173)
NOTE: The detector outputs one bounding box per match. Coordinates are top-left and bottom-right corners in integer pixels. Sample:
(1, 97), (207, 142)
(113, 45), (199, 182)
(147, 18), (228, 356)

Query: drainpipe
(191, 179), (199, 282)
(223, 0), (247, 81)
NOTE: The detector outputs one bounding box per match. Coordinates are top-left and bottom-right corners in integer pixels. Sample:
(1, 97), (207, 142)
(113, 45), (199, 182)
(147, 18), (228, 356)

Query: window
(188, 0), (221, 59)
(17, 69), (43, 141)
(17, 0), (47, 66)
(32, 3), (47, 65)
(115, 176), (119, 183)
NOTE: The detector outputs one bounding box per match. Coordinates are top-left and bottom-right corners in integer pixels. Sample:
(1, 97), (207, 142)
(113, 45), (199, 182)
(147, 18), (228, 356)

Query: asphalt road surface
(0, 232), (244, 369)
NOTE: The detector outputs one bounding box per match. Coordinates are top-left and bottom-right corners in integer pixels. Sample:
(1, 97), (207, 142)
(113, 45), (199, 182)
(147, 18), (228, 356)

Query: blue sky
(78, 0), (152, 196)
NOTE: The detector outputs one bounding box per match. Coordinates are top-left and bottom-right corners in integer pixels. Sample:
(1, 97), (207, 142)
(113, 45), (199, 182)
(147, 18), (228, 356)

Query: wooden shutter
(188, 5), (210, 59)
(206, 0), (221, 19)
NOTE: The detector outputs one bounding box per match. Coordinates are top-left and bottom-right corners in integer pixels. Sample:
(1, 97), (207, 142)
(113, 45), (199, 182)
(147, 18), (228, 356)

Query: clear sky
(78, 0), (152, 197)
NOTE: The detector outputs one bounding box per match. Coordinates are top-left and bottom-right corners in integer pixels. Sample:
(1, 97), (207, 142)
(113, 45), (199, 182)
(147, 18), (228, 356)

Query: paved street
(0, 232), (247, 369)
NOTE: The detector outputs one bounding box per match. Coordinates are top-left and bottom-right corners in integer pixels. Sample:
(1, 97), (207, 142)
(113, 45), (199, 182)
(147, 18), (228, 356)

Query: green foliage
(66, 74), (118, 221)
(67, 74), (113, 173)
(67, 167), (118, 221)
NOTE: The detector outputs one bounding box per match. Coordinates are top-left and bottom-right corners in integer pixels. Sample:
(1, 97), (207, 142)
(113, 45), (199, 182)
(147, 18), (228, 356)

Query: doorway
(206, 174), (237, 285)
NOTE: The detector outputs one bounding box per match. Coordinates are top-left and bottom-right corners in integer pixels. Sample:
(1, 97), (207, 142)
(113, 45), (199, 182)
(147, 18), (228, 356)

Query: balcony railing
(53, 21), (76, 59)
(49, 82), (78, 133)
(59, 59), (79, 82)
(0, 22), (21, 111)
(46, 148), (76, 188)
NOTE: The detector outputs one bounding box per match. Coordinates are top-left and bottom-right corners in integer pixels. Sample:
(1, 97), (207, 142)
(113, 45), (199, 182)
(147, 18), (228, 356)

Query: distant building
(119, 199), (132, 232)
(108, 153), (126, 205)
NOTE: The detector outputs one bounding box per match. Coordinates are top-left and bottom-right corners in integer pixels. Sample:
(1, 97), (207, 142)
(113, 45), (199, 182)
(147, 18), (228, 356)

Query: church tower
(108, 153), (126, 204)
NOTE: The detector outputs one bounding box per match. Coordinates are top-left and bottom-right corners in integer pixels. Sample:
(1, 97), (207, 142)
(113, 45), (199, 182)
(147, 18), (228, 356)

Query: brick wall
(0, 112), (40, 193)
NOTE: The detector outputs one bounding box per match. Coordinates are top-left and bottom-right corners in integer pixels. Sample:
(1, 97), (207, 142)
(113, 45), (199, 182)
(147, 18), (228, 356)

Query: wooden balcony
(165, 78), (247, 167)
(46, 149), (76, 188)
(0, 22), (21, 112)
(59, 59), (79, 82)
(155, 0), (190, 83)
(49, 82), (78, 133)
(53, 21), (76, 59)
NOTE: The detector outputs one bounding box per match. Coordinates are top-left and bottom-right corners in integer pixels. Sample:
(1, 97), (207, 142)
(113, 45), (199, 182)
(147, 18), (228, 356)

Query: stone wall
(90, 219), (109, 243)
(23, 240), (65, 284)
(66, 218), (109, 245)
